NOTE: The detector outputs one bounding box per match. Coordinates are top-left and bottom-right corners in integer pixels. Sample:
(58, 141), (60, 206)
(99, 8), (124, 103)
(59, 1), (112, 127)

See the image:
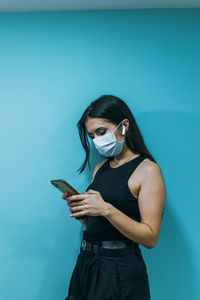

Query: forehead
(85, 118), (112, 133)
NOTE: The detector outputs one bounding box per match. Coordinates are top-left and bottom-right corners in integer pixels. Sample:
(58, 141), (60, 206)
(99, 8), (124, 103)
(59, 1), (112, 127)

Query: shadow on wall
(3, 110), (200, 300)
(139, 110), (200, 300)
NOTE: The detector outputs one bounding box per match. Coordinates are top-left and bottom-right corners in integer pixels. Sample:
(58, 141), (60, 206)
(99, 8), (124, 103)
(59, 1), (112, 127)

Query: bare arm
(102, 162), (166, 249)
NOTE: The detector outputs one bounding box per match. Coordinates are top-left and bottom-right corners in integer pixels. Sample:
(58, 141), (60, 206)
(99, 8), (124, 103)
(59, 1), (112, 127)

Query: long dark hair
(76, 94), (157, 174)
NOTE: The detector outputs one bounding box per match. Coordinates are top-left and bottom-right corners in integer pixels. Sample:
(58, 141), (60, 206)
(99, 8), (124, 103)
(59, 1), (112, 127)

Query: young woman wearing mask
(63, 94), (166, 300)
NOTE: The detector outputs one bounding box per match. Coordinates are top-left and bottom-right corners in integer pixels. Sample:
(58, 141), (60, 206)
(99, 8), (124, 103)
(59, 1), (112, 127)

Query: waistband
(80, 239), (140, 257)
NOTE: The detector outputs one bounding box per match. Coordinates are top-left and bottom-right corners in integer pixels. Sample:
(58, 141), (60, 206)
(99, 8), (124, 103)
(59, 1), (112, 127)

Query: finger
(69, 205), (88, 213)
(70, 200), (85, 207)
(70, 204), (87, 213)
(62, 191), (69, 199)
(63, 191), (81, 201)
(86, 189), (98, 194)
(67, 194), (86, 202)
(69, 210), (87, 218)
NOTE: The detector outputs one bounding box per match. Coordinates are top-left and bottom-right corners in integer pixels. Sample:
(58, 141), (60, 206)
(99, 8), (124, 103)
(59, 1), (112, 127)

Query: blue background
(0, 9), (199, 300)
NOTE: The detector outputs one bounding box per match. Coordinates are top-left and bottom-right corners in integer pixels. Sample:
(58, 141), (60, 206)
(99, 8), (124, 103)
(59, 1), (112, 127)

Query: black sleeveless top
(83, 154), (147, 242)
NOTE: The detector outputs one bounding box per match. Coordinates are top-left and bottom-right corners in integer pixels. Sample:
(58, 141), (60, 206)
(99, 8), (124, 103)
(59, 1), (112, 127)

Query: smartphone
(50, 179), (85, 220)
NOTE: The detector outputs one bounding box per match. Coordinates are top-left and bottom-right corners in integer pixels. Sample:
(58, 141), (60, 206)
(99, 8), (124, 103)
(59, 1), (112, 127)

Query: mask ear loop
(114, 121), (127, 143)
(114, 121), (123, 132)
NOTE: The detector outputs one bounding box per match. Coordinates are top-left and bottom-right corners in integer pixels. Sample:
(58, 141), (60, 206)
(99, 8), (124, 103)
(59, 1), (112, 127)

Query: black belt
(80, 239), (139, 257)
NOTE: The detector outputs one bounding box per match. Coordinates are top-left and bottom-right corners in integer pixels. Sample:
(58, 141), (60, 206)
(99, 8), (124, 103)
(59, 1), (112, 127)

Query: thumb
(86, 189), (96, 193)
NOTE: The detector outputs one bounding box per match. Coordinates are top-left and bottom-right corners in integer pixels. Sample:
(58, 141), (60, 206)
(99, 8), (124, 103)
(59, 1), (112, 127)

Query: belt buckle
(81, 239), (87, 251)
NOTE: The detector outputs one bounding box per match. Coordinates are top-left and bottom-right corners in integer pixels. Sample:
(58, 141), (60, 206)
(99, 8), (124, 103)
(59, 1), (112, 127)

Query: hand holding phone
(50, 179), (86, 220)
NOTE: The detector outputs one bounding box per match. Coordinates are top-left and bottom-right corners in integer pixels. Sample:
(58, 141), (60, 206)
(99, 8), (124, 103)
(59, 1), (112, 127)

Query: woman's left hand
(66, 189), (108, 218)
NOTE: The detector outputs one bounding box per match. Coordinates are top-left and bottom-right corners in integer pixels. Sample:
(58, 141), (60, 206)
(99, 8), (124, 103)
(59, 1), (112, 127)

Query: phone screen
(50, 179), (79, 195)
(50, 179), (85, 220)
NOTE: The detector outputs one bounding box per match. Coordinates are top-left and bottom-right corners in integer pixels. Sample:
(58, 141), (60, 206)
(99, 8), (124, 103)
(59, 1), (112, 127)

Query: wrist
(102, 202), (113, 218)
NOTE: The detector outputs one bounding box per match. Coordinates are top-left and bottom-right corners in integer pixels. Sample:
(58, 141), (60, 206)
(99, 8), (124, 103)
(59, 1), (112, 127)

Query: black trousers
(65, 242), (151, 300)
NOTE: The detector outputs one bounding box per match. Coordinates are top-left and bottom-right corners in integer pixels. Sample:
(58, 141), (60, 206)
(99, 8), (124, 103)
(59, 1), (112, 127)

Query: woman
(63, 95), (166, 300)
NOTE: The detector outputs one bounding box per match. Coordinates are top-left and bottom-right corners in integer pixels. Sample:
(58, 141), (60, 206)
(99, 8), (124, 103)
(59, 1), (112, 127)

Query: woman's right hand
(62, 191), (70, 201)
(62, 191), (81, 202)
(62, 191), (88, 226)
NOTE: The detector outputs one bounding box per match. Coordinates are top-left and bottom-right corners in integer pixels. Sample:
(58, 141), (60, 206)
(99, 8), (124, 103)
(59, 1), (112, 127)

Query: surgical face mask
(92, 121), (126, 157)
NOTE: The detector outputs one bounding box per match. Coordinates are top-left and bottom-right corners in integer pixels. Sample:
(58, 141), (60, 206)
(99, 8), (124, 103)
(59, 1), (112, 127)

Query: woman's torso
(83, 154), (147, 242)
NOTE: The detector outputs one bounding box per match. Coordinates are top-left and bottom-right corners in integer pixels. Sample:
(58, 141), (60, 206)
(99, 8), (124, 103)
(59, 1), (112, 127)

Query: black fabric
(82, 240), (138, 254)
(84, 240), (134, 251)
(64, 242), (151, 300)
(64, 154), (152, 300)
(83, 154), (147, 241)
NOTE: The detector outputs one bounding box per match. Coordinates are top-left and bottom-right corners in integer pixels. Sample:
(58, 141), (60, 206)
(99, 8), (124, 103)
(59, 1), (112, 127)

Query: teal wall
(0, 9), (199, 300)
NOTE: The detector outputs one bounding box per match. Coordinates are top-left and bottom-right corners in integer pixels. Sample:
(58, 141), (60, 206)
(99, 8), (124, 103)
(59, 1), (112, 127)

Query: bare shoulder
(137, 159), (166, 205)
(128, 158), (165, 199)
(136, 158), (165, 185)
(90, 158), (109, 184)
(140, 158), (165, 181)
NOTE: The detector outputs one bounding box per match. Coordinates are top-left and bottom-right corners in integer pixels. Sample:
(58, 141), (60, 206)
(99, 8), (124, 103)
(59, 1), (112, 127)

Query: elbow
(148, 237), (158, 249)
(141, 240), (156, 249)
(145, 242), (156, 249)
(147, 242), (156, 249)
(145, 236), (158, 249)
(141, 222), (158, 249)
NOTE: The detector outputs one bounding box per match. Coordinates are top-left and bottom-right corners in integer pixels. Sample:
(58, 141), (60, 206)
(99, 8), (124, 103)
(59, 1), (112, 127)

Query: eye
(88, 131), (106, 139)
(100, 131), (106, 135)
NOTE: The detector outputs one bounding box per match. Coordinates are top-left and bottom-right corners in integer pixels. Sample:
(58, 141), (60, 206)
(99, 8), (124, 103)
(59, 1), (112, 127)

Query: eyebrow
(87, 126), (106, 135)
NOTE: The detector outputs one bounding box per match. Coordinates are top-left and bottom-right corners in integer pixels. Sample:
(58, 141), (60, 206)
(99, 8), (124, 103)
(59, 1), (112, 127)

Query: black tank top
(83, 154), (147, 242)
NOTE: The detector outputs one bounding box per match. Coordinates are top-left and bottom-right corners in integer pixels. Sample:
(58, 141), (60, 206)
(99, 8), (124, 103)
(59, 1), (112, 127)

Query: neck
(110, 143), (139, 164)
